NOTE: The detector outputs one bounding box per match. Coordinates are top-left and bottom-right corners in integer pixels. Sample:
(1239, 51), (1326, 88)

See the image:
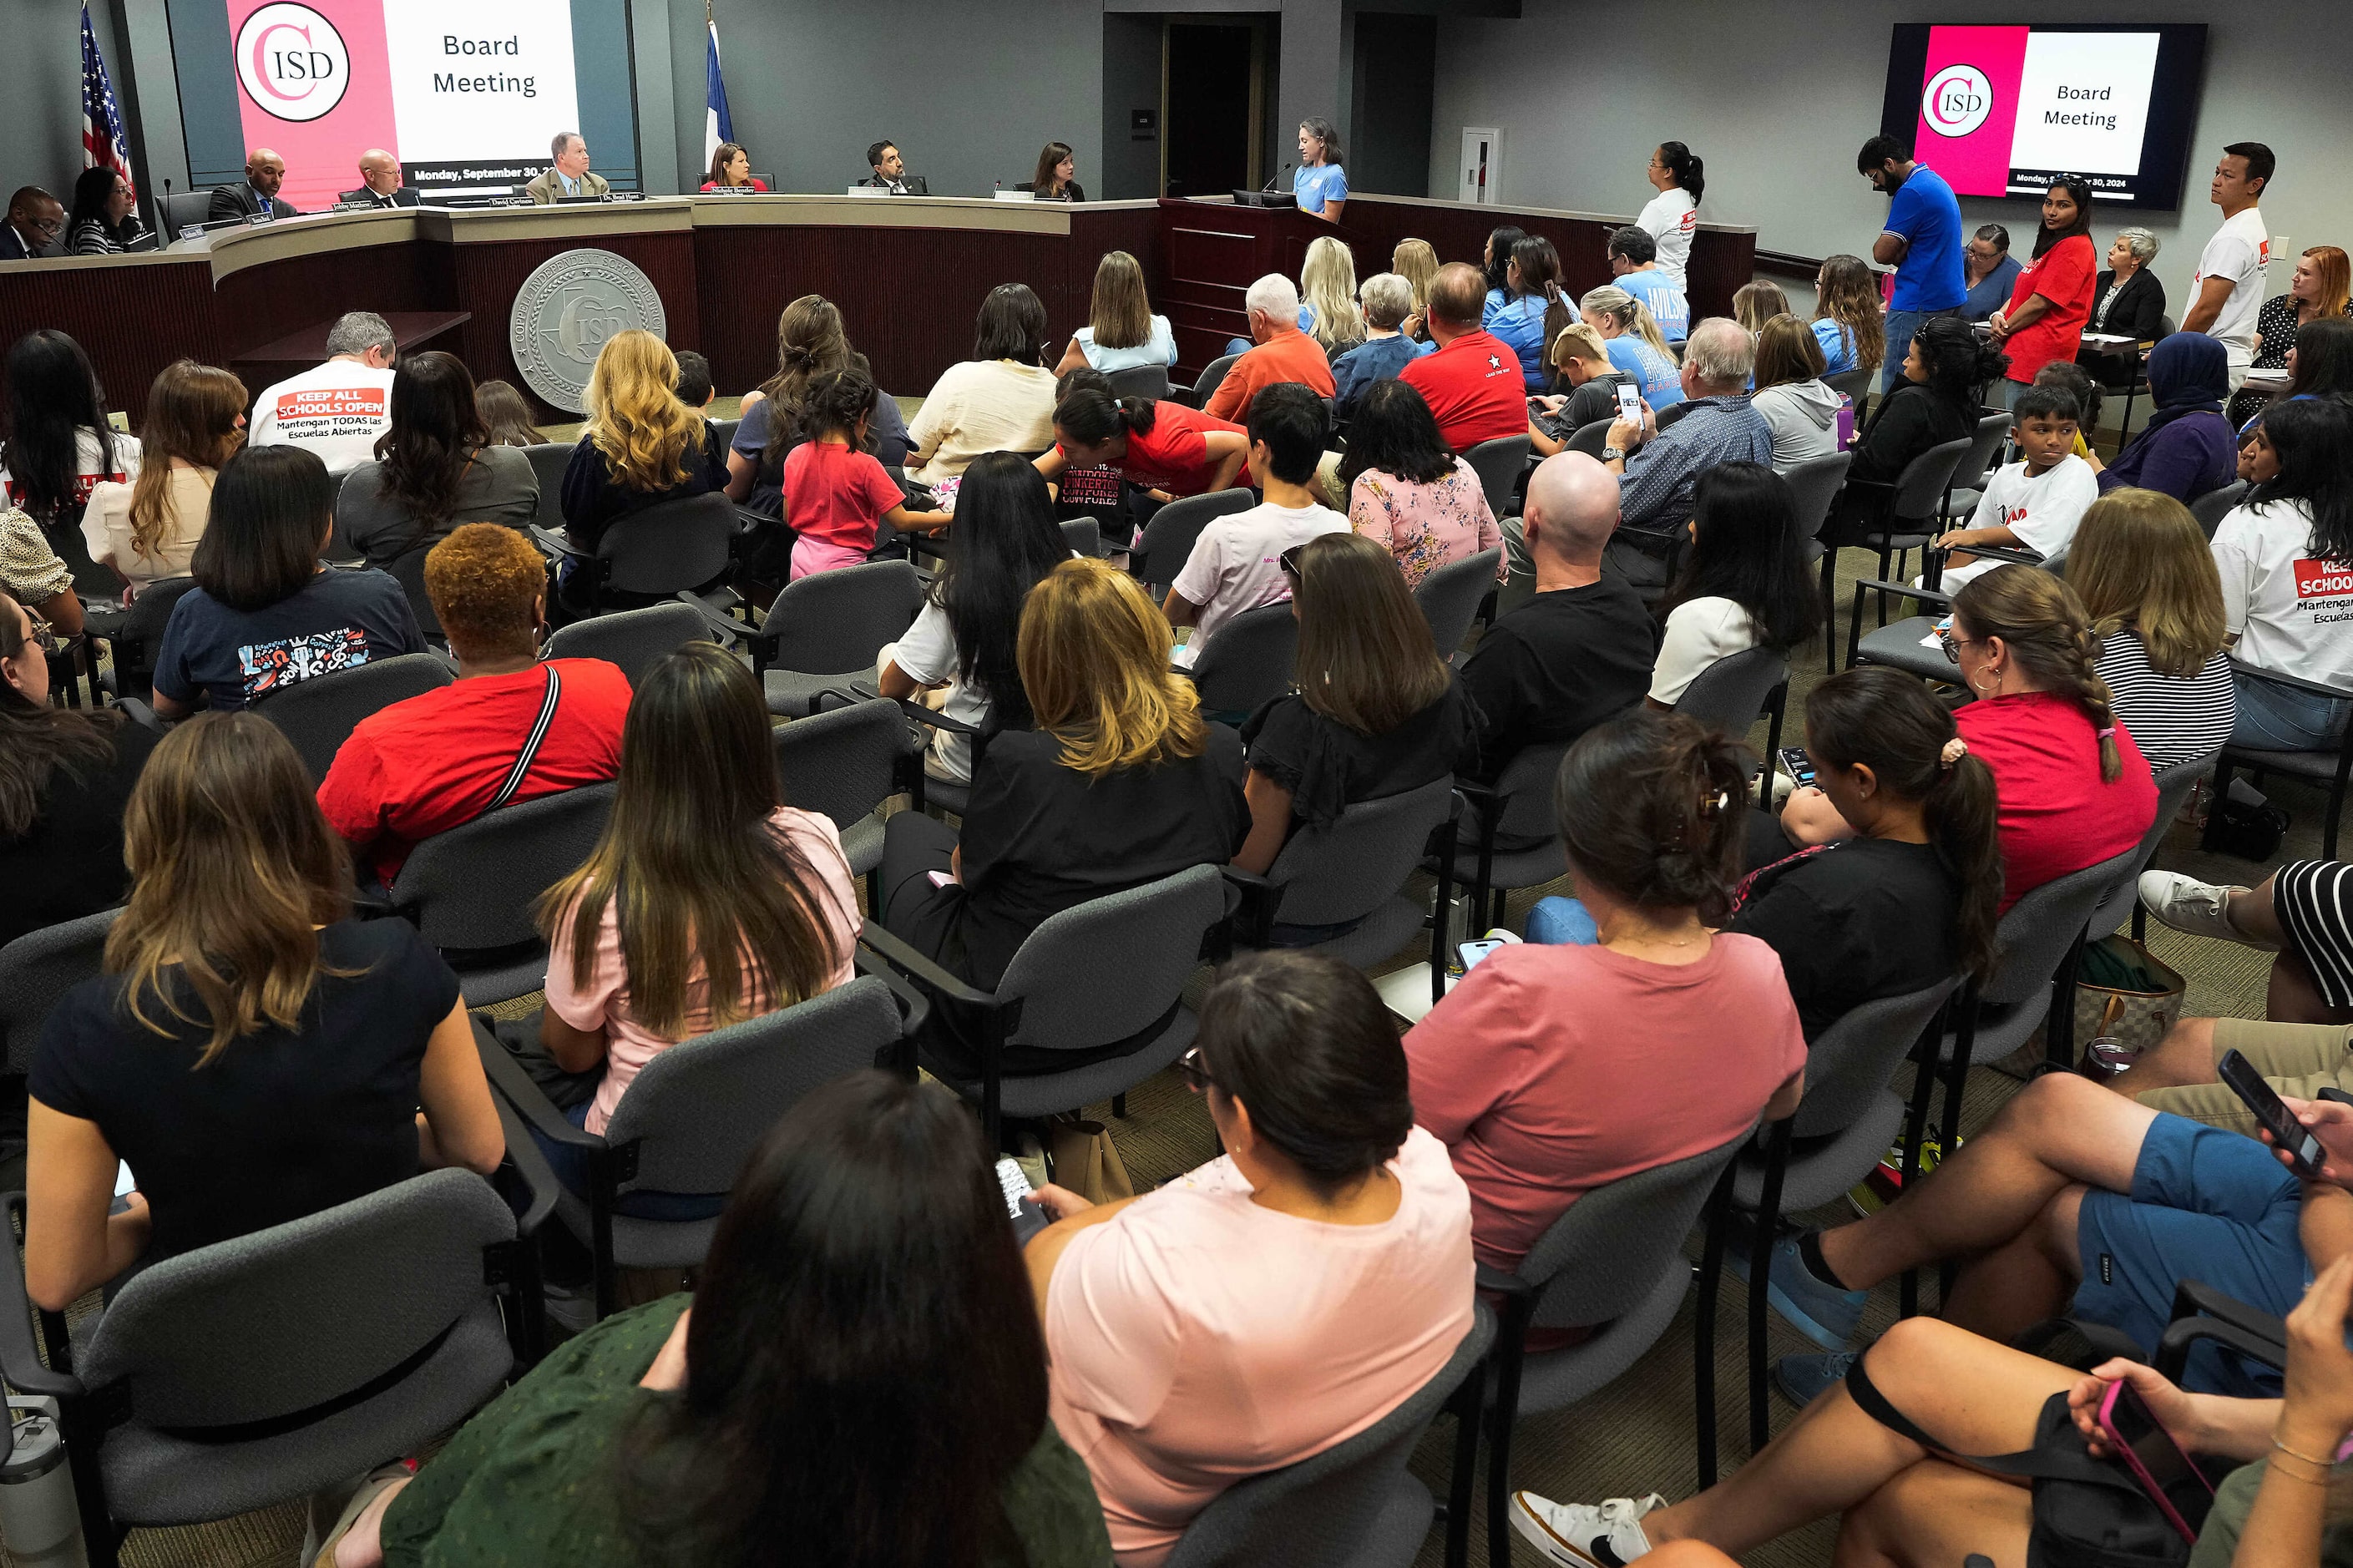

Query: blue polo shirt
(1294, 163), (1348, 215)
(1885, 166), (1966, 314)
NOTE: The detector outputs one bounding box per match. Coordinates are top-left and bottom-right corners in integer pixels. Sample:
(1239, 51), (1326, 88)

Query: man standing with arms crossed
(2180, 143), (2274, 392)
(1858, 134), (1965, 396)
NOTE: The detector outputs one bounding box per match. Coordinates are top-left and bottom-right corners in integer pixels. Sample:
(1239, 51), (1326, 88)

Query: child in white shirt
(1930, 384), (2097, 590)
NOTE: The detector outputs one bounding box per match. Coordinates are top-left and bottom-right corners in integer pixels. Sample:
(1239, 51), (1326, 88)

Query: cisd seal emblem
(508, 249), (667, 413)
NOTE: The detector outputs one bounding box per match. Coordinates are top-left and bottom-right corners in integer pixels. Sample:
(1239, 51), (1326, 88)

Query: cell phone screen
(1778, 747), (1816, 789)
(1615, 383), (1644, 422)
(1458, 938), (1507, 972)
(2103, 1380), (2199, 1494)
(2219, 1050), (2324, 1176)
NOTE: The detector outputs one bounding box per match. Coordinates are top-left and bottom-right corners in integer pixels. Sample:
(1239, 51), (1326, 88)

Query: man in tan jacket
(524, 133), (610, 203)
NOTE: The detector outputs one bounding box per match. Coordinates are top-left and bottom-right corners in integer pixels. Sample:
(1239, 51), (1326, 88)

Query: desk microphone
(1263, 162), (1292, 193)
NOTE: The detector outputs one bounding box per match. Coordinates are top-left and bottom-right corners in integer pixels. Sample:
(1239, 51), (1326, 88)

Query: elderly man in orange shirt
(1205, 273), (1336, 424)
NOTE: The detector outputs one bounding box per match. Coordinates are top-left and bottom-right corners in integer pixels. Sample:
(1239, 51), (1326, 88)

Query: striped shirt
(2095, 629), (2234, 771)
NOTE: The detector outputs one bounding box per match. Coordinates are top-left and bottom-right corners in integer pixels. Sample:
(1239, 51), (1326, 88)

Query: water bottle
(0, 1398), (86, 1567)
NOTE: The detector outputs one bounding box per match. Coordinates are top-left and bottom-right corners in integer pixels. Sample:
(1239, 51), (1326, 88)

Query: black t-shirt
(1242, 675), (1475, 833)
(153, 569), (427, 711)
(29, 918), (461, 1262)
(0, 720), (157, 948)
(1727, 837), (1961, 1039)
(1540, 372), (1636, 443)
(1456, 576), (1658, 781)
(949, 725), (1250, 987)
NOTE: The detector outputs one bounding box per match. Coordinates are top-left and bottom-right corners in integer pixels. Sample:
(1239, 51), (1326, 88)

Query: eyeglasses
(4, 613), (67, 662)
(1937, 628), (1982, 665)
(1175, 1048), (1215, 1095)
(28, 215), (62, 235)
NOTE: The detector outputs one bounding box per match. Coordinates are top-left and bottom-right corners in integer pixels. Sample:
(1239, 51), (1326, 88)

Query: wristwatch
(1601, 445), (1625, 463)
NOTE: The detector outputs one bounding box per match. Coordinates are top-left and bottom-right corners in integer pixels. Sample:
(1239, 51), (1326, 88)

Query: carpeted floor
(40, 465), (2325, 1568)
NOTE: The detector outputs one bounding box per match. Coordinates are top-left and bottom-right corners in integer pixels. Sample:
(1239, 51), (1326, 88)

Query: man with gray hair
(247, 310), (399, 474)
(1602, 316), (1774, 580)
(524, 132), (610, 204)
(1332, 271), (1434, 417)
(1206, 271), (1335, 423)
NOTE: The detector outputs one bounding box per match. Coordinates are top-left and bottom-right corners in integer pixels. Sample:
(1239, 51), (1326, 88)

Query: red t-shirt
(317, 659), (633, 886)
(2001, 233), (2097, 384)
(1098, 403), (1245, 498)
(1955, 690), (2155, 913)
(1402, 933), (1808, 1272)
(1399, 330), (1528, 452)
(783, 439), (906, 555)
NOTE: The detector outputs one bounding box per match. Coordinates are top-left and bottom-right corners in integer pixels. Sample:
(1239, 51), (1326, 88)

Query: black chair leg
(1748, 1120), (1792, 1456)
(1694, 1164), (1734, 1489)
(2199, 757), (2235, 852)
(2044, 927), (2088, 1074)
(1486, 1297), (1531, 1568)
(1444, 1369), (1482, 1568)
(1819, 545), (1839, 674)
(1111, 1091), (1127, 1120)
(1936, 991), (1981, 1307)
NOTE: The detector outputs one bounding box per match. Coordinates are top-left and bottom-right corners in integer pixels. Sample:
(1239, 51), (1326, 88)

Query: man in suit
(208, 149), (299, 223)
(340, 149), (417, 210)
(524, 132), (610, 204)
(857, 140), (926, 195)
(0, 187), (63, 260)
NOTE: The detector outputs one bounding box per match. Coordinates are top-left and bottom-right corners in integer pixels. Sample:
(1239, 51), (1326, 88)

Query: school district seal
(509, 249), (667, 413)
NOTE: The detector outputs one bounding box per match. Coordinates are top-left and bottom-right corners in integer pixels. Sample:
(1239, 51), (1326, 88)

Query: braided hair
(1952, 565), (2125, 782)
(1553, 709), (1752, 925)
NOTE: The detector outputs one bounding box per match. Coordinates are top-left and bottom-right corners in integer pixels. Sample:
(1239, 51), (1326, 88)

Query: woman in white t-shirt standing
(878, 453), (1069, 786)
(0, 331), (141, 585)
(2210, 397), (2353, 750)
(1636, 142), (1703, 289)
(1647, 462), (1821, 706)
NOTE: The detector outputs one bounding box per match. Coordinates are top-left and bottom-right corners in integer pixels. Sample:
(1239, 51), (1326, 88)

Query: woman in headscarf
(2085, 331), (2239, 503)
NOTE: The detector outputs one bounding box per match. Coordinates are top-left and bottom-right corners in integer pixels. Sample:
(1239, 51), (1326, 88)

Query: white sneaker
(2138, 872), (2280, 951)
(1509, 1491), (1663, 1566)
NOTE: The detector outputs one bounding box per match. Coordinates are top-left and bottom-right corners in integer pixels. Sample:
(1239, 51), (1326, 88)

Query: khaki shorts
(2136, 1018), (2353, 1136)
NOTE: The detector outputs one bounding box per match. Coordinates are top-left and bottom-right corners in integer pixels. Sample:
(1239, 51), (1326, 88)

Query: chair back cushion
(772, 700), (908, 836)
(1414, 549), (1503, 655)
(1671, 645), (1787, 737)
(1791, 976), (1961, 1139)
(1133, 489), (1257, 589)
(78, 1169), (514, 1428)
(1779, 450), (1854, 544)
(525, 443), (575, 528)
(1188, 601), (1299, 716)
(1521, 1129), (1748, 1329)
(1060, 517), (1102, 559)
(543, 601), (711, 684)
(1486, 740), (1572, 847)
(1981, 847), (2143, 1009)
(765, 559), (925, 675)
(0, 909), (120, 1075)
(1460, 437), (1531, 520)
(2190, 480), (2249, 539)
(1106, 365), (1173, 402)
(605, 977), (905, 1194)
(999, 866), (1227, 1053)
(388, 782), (616, 951)
(599, 492), (736, 596)
(259, 652), (454, 784)
(1892, 437), (1973, 522)
(1265, 777), (1457, 928)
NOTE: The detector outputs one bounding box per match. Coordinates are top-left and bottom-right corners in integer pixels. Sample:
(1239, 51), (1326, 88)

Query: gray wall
(3, 0), (138, 210)
(1429, 1), (2347, 307)
(1101, 13), (1166, 200)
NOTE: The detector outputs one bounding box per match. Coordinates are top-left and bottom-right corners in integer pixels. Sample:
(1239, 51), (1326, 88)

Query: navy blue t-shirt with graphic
(153, 568), (426, 711)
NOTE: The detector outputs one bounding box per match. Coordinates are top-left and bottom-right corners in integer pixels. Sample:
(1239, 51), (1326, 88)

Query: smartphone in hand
(2096, 1378), (2213, 1543)
(2218, 1049), (2326, 1178)
(1614, 382), (1644, 424)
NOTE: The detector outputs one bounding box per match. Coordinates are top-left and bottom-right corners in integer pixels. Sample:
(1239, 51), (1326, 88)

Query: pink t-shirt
(1046, 1126), (1475, 1566)
(543, 807), (861, 1134)
(1348, 458), (1504, 589)
(1403, 935), (1807, 1272)
(1167, 499), (1349, 667)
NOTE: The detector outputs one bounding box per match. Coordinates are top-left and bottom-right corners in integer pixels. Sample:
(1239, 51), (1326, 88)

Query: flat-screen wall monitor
(1881, 24), (2208, 211)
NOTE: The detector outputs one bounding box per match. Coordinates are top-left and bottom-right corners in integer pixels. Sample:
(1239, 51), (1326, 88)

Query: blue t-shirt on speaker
(1293, 163), (1348, 215)
(1616, 269), (1689, 343)
(1885, 166), (1966, 314)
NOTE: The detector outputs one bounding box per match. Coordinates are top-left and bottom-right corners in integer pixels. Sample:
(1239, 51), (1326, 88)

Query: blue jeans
(1882, 306), (1962, 393)
(1526, 897), (1600, 945)
(2233, 668), (2351, 751)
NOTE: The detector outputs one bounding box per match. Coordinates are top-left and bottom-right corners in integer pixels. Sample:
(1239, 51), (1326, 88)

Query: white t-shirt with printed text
(248, 359), (397, 474)
(1637, 187), (1698, 287)
(2192, 206), (2270, 359)
(2212, 496), (2353, 692)
(1169, 499), (1348, 667)
(1936, 454), (2099, 590)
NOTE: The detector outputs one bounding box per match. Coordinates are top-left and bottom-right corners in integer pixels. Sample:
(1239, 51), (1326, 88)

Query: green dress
(380, 1296), (1113, 1567)
(2188, 1459), (2353, 1568)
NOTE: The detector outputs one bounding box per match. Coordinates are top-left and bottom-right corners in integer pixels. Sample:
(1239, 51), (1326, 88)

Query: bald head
(245, 149), (286, 198)
(358, 149), (401, 195)
(1522, 453), (1620, 574)
(1427, 262), (1487, 339)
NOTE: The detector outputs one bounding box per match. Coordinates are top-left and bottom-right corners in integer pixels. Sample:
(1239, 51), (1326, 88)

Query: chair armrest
(893, 699), (988, 739)
(2229, 659), (2353, 706)
(2153, 1313), (2289, 1383)
(1951, 543), (2045, 568)
(111, 696), (161, 732)
(856, 921), (999, 1009)
(2171, 1279), (2290, 1348)
(677, 592), (777, 653)
(526, 525), (588, 562)
(805, 682), (884, 714)
(469, 1015), (603, 1152)
(1850, 578), (1952, 613)
(0, 1193), (84, 1400)
(1475, 1262), (1534, 1298)
(489, 1095), (562, 1238)
(901, 533), (949, 565)
(1219, 865), (1279, 948)
(853, 943), (934, 1041)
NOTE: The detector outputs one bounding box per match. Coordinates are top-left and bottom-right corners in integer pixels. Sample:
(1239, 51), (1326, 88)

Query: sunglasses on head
(1278, 546), (1305, 579)
(1175, 1048), (1216, 1095)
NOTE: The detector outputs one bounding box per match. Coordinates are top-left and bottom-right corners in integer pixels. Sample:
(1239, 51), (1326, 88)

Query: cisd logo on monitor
(1923, 64), (1993, 138)
(236, 3), (350, 123)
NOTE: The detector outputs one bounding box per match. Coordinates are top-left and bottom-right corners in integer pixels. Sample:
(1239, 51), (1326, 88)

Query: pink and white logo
(235, 3), (350, 123)
(1923, 64), (1994, 138)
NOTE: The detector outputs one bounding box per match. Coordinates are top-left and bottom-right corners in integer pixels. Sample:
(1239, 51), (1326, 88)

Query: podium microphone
(1263, 162), (1292, 193)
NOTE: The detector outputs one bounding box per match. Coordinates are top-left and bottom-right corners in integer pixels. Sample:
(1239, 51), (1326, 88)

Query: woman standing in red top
(1946, 564), (2156, 913)
(1986, 176), (2098, 398)
(1033, 384), (1248, 502)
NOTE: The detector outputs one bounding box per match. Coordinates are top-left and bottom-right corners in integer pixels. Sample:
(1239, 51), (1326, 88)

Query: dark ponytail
(1952, 566), (2126, 782)
(1050, 387), (1158, 446)
(1554, 710), (1750, 924)
(1660, 141), (1704, 206)
(1801, 666), (2001, 984)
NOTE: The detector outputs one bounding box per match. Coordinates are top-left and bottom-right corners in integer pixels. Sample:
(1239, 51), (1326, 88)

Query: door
(1163, 20), (1268, 200)
(1459, 127), (1503, 205)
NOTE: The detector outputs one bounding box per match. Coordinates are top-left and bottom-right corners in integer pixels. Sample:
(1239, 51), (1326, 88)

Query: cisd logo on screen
(1923, 64), (1993, 138)
(235, 3), (350, 123)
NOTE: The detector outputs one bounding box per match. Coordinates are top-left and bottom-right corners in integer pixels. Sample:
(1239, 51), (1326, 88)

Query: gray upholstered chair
(542, 600), (714, 683)
(256, 651), (453, 783)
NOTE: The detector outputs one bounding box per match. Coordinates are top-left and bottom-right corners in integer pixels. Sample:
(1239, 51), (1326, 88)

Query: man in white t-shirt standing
(1166, 383), (1346, 672)
(2181, 143), (2274, 392)
(247, 311), (398, 475)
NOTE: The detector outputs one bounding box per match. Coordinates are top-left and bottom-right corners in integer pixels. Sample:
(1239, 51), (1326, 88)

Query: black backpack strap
(1843, 1348), (2138, 1491)
(488, 665), (563, 811)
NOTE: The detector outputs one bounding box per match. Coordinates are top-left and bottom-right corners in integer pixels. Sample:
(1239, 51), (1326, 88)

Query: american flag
(81, 4), (129, 178)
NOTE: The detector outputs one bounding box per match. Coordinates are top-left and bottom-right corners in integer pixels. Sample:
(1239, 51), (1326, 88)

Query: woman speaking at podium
(1295, 118), (1347, 224)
